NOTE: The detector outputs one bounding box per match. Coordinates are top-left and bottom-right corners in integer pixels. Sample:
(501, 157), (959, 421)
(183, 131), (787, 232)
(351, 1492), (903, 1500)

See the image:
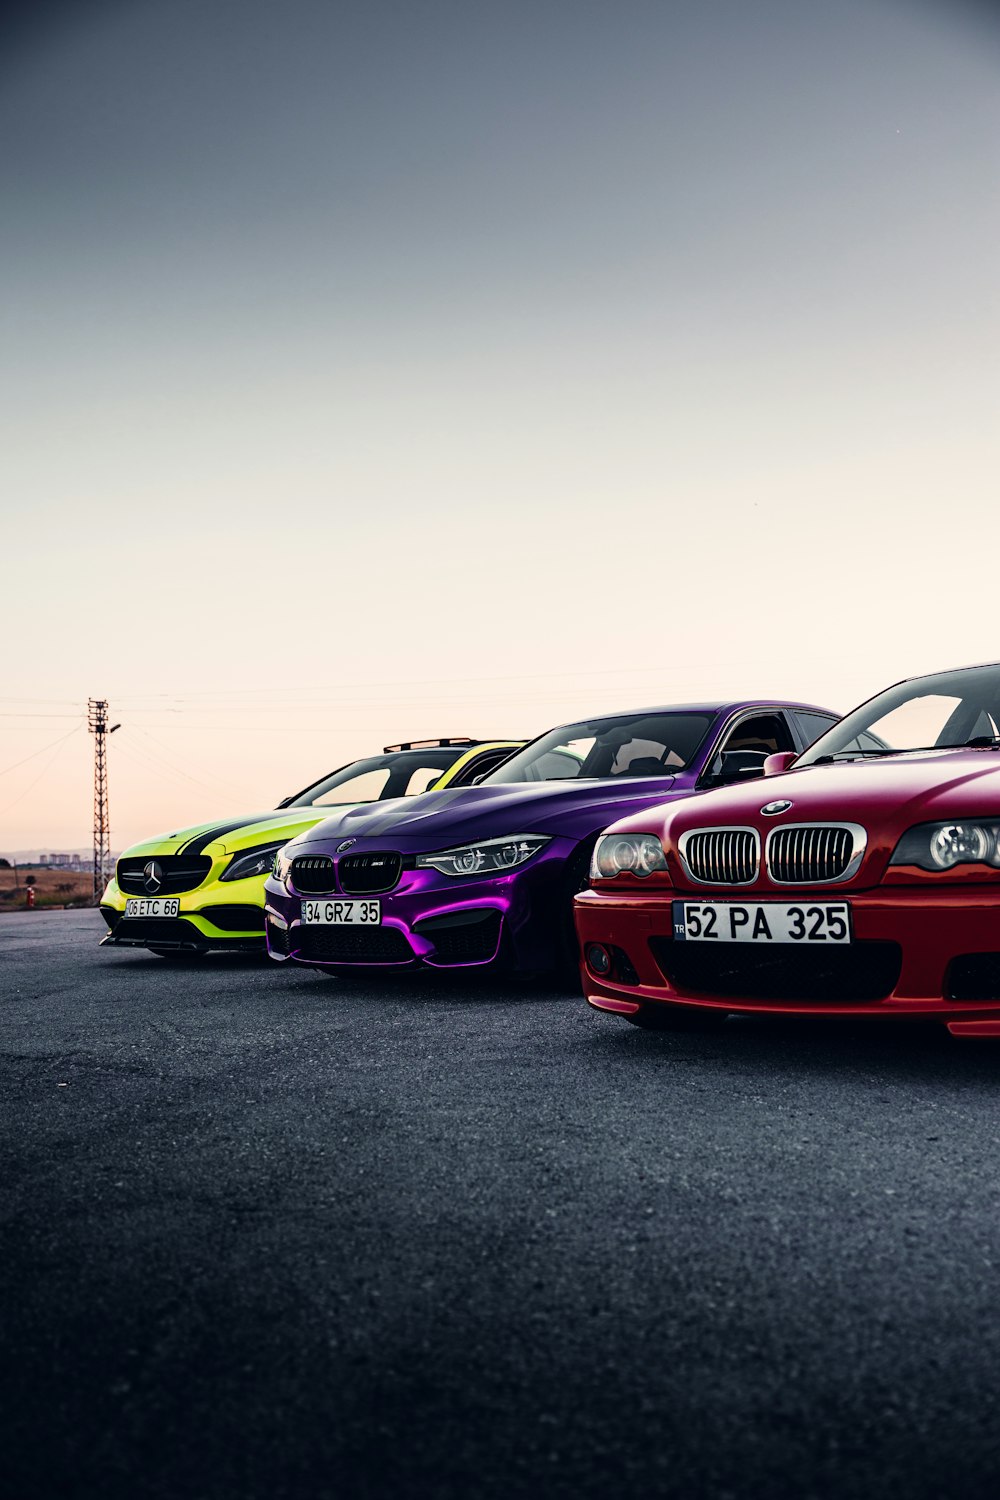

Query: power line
(0, 726), (82, 818)
(119, 728), (258, 800)
(108, 664), (684, 706)
(0, 726), (86, 781)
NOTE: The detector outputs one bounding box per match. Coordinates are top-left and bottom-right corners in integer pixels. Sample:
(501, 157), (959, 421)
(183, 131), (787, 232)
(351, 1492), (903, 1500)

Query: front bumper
(263, 838), (576, 971)
(574, 883), (1000, 1036)
(99, 875), (267, 952)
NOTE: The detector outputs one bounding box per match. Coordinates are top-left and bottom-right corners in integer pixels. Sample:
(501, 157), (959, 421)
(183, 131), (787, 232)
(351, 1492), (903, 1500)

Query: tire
(556, 841), (599, 979)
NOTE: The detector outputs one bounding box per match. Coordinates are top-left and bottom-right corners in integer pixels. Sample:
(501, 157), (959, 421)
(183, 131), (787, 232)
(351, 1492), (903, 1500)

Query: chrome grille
(766, 824), (861, 884)
(117, 856), (211, 895)
(680, 828), (759, 885)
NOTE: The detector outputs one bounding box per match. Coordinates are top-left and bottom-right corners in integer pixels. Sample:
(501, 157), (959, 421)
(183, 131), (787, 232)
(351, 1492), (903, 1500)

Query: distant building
(39, 853), (108, 873)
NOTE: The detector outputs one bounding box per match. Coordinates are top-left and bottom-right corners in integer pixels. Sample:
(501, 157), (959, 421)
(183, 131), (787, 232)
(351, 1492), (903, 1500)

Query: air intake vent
(767, 824), (862, 884)
(290, 855), (336, 894)
(680, 828), (759, 885)
(651, 936), (901, 1003)
(296, 925), (414, 964)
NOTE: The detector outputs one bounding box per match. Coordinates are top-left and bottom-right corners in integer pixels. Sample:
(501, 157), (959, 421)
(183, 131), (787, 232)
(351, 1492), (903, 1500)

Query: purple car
(263, 700), (838, 976)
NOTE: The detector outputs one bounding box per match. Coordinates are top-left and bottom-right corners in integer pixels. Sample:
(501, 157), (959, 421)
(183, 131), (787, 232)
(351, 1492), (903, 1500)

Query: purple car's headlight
(416, 835), (550, 878)
(272, 849), (294, 886)
(591, 833), (667, 879)
(890, 821), (1000, 871)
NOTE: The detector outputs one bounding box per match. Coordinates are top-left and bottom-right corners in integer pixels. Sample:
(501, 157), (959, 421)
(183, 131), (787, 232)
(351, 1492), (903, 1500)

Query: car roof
(544, 700), (837, 729)
(898, 660), (1000, 685)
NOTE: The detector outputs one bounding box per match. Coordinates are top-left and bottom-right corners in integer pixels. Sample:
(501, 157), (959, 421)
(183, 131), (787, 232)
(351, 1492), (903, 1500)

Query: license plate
(125, 897), (180, 918)
(673, 900), (851, 944)
(300, 899), (381, 925)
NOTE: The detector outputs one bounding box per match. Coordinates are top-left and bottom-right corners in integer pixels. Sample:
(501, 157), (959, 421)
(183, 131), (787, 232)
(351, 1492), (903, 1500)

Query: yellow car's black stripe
(176, 816), (275, 856)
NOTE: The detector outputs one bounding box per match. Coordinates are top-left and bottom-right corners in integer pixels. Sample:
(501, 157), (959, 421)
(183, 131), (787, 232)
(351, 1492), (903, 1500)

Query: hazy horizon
(2, 0), (998, 853)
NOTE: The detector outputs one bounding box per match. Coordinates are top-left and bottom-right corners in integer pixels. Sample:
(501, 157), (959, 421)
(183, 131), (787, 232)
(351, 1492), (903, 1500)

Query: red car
(575, 661), (1000, 1039)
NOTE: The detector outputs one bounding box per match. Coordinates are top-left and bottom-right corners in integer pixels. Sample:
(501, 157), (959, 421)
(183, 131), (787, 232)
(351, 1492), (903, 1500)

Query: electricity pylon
(87, 700), (120, 901)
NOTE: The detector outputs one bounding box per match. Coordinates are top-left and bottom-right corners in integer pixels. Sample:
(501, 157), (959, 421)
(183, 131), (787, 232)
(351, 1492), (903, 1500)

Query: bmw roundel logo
(336, 839), (357, 853)
(143, 859), (163, 893)
(761, 800), (792, 816)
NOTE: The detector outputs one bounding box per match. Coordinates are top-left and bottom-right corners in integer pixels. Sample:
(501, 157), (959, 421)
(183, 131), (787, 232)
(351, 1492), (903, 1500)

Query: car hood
(607, 748), (1000, 886)
(119, 807), (339, 861)
(297, 777), (688, 849)
(663, 749), (1000, 832)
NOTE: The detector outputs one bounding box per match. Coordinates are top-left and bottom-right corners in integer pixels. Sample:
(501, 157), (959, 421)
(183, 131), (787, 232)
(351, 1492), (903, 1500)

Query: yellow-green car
(100, 738), (521, 957)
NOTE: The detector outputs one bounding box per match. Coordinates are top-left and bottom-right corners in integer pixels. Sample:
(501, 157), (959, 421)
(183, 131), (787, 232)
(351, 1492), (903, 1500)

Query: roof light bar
(382, 737), (478, 753)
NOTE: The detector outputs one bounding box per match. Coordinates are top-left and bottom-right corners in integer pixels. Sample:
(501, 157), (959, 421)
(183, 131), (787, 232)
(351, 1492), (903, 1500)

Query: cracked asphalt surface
(3, 909), (1000, 1499)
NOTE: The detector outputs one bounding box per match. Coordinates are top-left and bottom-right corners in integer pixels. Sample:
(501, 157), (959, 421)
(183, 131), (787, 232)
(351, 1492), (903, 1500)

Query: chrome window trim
(676, 825), (761, 885)
(764, 822), (868, 885)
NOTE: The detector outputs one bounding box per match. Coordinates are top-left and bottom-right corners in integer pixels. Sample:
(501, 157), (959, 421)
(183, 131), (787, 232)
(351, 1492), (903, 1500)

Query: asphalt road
(3, 910), (1000, 1500)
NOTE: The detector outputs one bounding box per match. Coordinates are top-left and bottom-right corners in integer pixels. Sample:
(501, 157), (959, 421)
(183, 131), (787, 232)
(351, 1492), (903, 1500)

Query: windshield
(287, 749), (462, 807)
(484, 712), (715, 785)
(797, 664), (1000, 765)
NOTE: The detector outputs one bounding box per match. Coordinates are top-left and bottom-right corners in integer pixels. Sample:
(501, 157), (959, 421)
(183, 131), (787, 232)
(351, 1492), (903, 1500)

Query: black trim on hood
(177, 815), (278, 856)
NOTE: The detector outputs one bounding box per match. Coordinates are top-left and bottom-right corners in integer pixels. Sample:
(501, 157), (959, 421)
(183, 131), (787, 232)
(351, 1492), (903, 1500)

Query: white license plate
(673, 900), (851, 944)
(300, 899), (381, 925)
(125, 897), (180, 918)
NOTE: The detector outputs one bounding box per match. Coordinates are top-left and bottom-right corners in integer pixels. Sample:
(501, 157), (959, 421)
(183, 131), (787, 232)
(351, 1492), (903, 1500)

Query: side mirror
(713, 750), (769, 785)
(763, 751), (798, 776)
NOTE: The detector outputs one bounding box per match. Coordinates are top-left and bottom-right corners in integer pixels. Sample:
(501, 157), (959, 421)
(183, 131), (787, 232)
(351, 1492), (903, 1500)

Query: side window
(792, 711), (840, 750)
(702, 712), (794, 782)
(449, 748), (513, 787)
(400, 764), (452, 795)
(718, 713), (794, 756)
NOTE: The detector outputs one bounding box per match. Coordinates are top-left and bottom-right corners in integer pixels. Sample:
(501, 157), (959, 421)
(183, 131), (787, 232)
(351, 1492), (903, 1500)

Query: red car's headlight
(591, 833), (667, 880)
(890, 821), (1000, 871)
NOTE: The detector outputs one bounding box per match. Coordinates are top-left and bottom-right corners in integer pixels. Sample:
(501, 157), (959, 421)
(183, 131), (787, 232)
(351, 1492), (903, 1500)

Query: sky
(1, 0), (998, 853)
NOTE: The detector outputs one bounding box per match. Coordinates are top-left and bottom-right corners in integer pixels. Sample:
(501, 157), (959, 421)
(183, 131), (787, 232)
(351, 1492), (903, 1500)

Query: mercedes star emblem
(143, 859), (164, 893)
(761, 800), (792, 816)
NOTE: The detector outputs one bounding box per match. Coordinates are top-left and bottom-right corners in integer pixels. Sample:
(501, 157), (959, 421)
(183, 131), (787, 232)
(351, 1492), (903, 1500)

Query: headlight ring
(591, 832), (667, 880)
(890, 821), (1000, 872)
(416, 835), (550, 878)
(220, 843), (290, 883)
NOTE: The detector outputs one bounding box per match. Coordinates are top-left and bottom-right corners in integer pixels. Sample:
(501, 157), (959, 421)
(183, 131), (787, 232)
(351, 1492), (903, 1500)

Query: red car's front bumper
(574, 884), (1000, 1037)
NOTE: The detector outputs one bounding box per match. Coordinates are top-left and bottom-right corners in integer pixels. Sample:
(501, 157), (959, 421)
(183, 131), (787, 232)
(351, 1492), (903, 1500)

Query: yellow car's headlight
(220, 843), (289, 883)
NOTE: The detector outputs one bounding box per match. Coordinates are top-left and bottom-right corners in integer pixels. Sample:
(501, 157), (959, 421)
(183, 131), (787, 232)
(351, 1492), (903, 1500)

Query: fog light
(586, 944), (612, 976)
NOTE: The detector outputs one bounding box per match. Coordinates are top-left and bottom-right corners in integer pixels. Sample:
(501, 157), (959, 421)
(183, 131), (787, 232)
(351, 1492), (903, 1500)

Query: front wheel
(556, 841), (600, 980)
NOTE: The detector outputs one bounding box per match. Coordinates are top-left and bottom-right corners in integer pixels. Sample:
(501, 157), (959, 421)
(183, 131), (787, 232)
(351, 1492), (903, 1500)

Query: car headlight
(272, 849), (294, 885)
(591, 832), (667, 879)
(416, 835), (550, 878)
(220, 843), (290, 883)
(890, 821), (1000, 872)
